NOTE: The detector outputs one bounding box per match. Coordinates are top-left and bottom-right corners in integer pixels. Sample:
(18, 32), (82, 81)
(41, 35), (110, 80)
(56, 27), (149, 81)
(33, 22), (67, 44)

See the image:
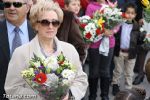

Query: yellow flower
(97, 17), (105, 28)
(141, 0), (150, 7)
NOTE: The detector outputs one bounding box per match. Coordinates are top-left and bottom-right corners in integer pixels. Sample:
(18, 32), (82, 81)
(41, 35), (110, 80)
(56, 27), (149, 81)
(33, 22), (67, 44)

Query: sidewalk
(83, 64), (150, 100)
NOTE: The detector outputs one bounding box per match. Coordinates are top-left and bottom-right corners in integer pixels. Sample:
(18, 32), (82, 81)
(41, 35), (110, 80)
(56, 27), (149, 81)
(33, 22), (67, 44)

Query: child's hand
(138, 19), (144, 25)
(146, 33), (150, 38)
(104, 29), (113, 37)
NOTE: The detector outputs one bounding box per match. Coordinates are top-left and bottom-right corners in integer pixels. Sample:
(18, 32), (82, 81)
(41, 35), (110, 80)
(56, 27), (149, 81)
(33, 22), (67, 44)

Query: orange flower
(35, 73), (47, 84)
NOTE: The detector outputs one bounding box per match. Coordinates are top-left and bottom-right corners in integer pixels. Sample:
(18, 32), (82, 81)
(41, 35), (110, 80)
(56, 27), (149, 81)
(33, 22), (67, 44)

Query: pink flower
(107, 0), (117, 8)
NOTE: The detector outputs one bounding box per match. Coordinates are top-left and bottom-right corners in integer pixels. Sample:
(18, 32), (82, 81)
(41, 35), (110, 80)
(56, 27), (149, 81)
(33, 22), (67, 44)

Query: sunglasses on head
(37, 19), (60, 27)
(3, 2), (26, 8)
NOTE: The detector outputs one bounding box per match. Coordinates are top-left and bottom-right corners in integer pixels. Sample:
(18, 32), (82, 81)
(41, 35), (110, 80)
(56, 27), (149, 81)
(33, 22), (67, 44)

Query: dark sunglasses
(37, 19), (60, 27)
(3, 2), (26, 8)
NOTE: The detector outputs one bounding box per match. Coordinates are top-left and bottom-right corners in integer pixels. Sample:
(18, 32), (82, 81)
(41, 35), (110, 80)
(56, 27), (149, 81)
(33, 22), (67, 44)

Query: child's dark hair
(124, 2), (137, 13)
(114, 88), (146, 100)
(64, 0), (80, 5)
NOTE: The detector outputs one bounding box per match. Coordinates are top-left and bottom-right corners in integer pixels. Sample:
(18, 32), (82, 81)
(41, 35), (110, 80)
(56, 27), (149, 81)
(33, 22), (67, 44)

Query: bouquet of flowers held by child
(141, 0), (150, 23)
(78, 15), (104, 43)
(94, 0), (124, 56)
(78, 0), (124, 44)
(94, 0), (124, 30)
(21, 52), (76, 100)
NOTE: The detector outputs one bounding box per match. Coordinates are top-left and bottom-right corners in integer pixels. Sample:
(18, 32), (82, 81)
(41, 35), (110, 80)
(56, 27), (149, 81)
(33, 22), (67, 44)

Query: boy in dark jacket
(111, 3), (149, 96)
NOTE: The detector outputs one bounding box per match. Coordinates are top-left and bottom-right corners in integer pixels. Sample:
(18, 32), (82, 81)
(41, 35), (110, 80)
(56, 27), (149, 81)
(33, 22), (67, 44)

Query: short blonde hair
(29, 0), (63, 29)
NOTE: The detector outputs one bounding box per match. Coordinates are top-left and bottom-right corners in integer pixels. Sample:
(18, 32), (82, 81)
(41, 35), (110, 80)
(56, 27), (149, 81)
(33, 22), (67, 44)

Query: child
(86, 0), (117, 100)
(64, 0), (81, 16)
(111, 3), (149, 96)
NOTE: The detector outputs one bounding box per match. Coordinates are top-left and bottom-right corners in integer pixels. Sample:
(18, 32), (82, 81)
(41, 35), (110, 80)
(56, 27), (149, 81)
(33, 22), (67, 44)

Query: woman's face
(36, 10), (60, 40)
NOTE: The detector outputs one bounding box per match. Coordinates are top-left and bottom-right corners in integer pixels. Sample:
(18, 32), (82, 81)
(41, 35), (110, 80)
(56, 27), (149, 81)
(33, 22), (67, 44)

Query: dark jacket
(57, 10), (86, 63)
(114, 21), (146, 59)
(0, 20), (35, 99)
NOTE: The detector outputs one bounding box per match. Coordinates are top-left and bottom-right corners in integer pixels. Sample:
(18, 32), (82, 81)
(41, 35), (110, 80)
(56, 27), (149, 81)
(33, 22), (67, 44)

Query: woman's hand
(62, 92), (69, 100)
(103, 29), (113, 37)
(138, 18), (144, 25)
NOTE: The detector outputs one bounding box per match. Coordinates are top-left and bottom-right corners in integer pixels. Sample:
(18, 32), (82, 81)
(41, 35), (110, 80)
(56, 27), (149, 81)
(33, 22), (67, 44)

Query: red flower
(101, 24), (105, 33)
(54, 0), (64, 8)
(122, 13), (127, 18)
(35, 73), (47, 84)
(85, 32), (92, 39)
(90, 15), (93, 19)
(96, 29), (102, 35)
(80, 0), (89, 10)
(80, 23), (87, 28)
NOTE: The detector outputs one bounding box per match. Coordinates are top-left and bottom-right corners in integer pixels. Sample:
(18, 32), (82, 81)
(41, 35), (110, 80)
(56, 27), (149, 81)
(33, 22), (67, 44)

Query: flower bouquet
(139, 27), (150, 51)
(78, 15), (104, 43)
(141, 0), (150, 23)
(94, 0), (124, 30)
(21, 52), (76, 100)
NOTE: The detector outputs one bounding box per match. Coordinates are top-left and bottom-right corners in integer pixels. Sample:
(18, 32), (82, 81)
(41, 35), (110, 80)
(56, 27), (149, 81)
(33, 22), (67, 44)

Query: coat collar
(29, 35), (62, 60)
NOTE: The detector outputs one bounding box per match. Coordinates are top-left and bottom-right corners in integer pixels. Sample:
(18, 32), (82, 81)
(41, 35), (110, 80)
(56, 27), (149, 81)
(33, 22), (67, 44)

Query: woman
(4, 0), (88, 100)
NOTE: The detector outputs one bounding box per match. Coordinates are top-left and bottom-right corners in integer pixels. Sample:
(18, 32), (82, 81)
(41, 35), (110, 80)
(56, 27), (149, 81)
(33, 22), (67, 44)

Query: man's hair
(124, 2), (137, 13)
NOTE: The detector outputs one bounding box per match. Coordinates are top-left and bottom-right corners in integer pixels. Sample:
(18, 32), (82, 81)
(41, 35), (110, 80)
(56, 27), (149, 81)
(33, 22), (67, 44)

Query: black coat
(114, 21), (146, 59)
(0, 20), (35, 99)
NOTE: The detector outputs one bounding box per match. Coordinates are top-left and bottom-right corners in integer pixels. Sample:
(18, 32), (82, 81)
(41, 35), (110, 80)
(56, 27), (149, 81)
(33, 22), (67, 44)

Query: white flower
(85, 23), (96, 32)
(44, 56), (59, 71)
(62, 79), (70, 85)
(30, 61), (41, 68)
(45, 73), (59, 87)
(61, 69), (76, 82)
(140, 27), (145, 32)
(79, 15), (91, 23)
(21, 68), (35, 78)
(104, 7), (113, 15)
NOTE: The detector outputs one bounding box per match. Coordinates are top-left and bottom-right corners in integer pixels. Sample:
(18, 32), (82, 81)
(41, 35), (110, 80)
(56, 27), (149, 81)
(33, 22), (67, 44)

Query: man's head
(124, 3), (137, 22)
(3, 0), (30, 26)
(64, 0), (80, 15)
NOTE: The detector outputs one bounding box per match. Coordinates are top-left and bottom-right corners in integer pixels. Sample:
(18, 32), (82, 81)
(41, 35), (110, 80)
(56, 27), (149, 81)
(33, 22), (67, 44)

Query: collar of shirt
(6, 19), (28, 35)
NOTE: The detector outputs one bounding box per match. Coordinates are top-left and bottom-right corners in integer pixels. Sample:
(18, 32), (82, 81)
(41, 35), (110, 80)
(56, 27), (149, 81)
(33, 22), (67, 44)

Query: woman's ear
(34, 24), (39, 33)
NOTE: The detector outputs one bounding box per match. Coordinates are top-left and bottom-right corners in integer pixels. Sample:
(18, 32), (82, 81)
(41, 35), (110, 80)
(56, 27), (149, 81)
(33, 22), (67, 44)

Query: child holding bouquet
(85, 0), (120, 100)
(111, 3), (150, 96)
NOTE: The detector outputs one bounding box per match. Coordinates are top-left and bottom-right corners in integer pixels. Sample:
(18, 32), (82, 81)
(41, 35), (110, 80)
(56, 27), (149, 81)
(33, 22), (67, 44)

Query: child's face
(65, 0), (80, 15)
(125, 7), (136, 21)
